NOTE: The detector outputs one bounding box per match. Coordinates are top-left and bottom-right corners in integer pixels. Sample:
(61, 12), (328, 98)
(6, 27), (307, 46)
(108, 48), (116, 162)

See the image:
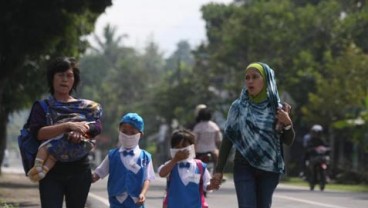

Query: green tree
(196, 0), (368, 175)
(80, 24), (137, 147)
(198, 0), (368, 126)
(0, 0), (112, 170)
(80, 27), (166, 151)
(165, 41), (194, 72)
(302, 46), (368, 128)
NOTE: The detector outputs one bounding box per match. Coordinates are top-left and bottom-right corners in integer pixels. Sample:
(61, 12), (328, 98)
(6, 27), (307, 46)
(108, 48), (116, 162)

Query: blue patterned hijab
(224, 62), (285, 173)
(47, 96), (102, 125)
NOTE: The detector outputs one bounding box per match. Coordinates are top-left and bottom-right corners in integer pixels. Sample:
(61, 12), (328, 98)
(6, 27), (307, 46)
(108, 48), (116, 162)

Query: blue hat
(120, 113), (144, 133)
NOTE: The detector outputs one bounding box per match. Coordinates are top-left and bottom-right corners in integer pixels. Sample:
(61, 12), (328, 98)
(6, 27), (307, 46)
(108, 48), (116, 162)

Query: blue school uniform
(107, 148), (151, 208)
(166, 160), (207, 208)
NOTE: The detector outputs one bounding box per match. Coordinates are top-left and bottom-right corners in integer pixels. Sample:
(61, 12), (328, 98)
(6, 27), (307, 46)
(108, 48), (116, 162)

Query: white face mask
(170, 144), (196, 161)
(119, 132), (140, 149)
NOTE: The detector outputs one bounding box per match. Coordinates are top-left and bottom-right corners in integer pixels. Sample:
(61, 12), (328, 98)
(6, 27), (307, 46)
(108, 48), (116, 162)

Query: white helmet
(311, 124), (323, 132)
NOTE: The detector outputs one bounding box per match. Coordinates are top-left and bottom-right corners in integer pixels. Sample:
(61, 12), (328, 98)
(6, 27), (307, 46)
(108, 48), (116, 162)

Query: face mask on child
(170, 144), (196, 161)
(119, 132), (140, 149)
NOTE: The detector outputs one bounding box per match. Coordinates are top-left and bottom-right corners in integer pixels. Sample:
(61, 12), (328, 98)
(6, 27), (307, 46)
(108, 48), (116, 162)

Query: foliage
(0, 0), (112, 112)
(198, 0), (368, 133)
(80, 25), (166, 148)
(0, 0), (111, 168)
(302, 46), (368, 126)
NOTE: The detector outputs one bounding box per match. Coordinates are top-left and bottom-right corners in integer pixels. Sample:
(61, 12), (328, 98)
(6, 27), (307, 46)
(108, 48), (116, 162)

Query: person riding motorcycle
(193, 107), (222, 171)
(305, 124), (329, 190)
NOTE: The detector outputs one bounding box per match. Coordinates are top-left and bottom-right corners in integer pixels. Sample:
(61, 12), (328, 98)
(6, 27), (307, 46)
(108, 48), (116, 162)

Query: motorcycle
(306, 145), (330, 191)
(196, 152), (215, 175)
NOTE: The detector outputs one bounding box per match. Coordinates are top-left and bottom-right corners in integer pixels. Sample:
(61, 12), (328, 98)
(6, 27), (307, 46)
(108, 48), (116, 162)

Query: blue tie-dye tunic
(224, 63), (285, 173)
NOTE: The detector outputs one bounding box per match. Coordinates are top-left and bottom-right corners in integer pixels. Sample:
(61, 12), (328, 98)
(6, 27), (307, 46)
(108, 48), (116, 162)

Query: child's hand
(67, 131), (85, 144)
(136, 193), (145, 205)
(91, 173), (100, 183)
(209, 172), (223, 190)
(173, 149), (189, 162)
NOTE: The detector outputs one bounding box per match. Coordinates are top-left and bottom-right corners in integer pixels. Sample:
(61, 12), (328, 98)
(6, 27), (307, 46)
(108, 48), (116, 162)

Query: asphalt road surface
(4, 150), (367, 208)
(89, 175), (368, 208)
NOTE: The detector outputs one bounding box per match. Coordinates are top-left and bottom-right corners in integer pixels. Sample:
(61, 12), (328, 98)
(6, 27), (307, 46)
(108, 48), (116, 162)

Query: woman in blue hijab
(210, 62), (295, 208)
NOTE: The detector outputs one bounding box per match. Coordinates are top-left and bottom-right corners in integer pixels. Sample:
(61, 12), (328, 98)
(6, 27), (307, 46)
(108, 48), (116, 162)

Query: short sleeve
(29, 102), (48, 138)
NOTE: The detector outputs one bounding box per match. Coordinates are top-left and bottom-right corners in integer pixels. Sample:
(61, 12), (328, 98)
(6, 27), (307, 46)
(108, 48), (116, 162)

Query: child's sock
(34, 158), (44, 167)
(27, 159), (44, 177)
(30, 166), (50, 182)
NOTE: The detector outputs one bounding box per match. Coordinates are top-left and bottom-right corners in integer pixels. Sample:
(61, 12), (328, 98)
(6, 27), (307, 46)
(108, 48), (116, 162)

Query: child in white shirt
(158, 129), (215, 208)
(92, 113), (155, 208)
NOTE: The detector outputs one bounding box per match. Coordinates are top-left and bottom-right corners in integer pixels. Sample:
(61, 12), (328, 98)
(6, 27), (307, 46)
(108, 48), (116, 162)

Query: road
(4, 150), (367, 208)
(89, 175), (368, 208)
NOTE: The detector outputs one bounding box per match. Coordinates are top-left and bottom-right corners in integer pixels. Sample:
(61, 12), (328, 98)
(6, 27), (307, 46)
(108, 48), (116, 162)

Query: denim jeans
(233, 161), (280, 208)
(39, 168), (92, 208)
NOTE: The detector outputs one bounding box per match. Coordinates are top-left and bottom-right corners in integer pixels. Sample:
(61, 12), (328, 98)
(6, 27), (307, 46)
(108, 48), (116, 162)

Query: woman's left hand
(276, 108), (292, 126)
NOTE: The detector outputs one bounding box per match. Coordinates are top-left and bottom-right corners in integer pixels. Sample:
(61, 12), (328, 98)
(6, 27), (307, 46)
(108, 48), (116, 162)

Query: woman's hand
(276, 103), (292, 126)
(66, 121), (90, 143)
(67, 121), (90, 134)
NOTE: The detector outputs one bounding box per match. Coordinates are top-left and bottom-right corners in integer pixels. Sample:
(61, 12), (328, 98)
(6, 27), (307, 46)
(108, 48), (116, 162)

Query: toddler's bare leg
(27, 146), (48, 179)
(36, 146), (49, 162)
(32, 154), (57, 182)
(43, 154), (57, 171)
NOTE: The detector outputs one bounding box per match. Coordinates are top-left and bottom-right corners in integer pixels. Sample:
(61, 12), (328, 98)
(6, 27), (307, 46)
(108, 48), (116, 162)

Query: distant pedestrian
(185, 104), (207, 130)
(92, 113), (155, 208)
(158, 129), (215, 208)
(193, 107), (222, 169)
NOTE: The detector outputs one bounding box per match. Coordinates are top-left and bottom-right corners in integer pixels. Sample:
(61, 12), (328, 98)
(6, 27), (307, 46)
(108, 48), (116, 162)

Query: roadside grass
(282, 177), (368, 192)
(0, 200), (17, 208)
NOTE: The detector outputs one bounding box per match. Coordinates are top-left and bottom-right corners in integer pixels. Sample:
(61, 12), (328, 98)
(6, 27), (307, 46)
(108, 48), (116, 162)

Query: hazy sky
(89, 0), (232, 56)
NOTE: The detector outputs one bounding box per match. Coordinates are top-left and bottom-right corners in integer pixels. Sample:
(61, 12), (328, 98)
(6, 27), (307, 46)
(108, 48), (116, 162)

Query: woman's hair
(47, 57), (80, 95)
(170, 129), (195, 148)
(196, 108), (212, 122)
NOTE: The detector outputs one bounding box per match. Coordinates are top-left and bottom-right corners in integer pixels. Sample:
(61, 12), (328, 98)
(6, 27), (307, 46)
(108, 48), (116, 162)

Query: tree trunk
(0, 107), (8, 174)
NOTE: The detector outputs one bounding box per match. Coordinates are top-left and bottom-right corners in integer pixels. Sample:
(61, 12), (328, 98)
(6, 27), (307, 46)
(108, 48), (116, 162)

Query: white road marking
(274, 194), (348, 208)
(88, 193), (109, 206)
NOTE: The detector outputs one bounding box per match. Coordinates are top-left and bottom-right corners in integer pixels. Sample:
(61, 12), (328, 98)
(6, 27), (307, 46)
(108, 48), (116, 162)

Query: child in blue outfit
(92, 113), (155, 208)
(158, 129), (215, 208)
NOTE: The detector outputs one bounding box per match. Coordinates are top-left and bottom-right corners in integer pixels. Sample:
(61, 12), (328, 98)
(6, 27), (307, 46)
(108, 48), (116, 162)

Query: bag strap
(195, 159), (204, 190)
(39, 100), (48, 112)
(25, 99), (48, 128)
(195, 159), (209, 208)
(195, 159), (204, 176)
